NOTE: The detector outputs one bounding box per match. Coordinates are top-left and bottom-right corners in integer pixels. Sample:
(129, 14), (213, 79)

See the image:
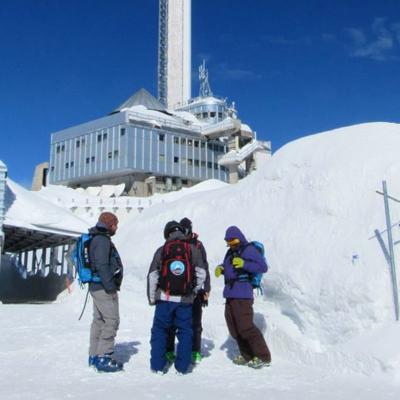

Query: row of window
(55, 128), (126, 153)
(159, 154), (226, 171)
(195, 112), (223, 120)
(159, 134), (225, 152)
(56, 150), (120, 171)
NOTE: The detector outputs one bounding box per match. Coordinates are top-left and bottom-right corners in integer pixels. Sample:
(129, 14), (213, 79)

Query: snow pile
(116, 122), (400, 374)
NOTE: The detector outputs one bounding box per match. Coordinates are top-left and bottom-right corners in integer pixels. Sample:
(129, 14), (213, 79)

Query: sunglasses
(226, 238), (240, 246)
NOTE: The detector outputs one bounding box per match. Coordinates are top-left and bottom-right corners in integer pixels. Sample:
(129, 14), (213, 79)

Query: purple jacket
(222, 226), (267, 299)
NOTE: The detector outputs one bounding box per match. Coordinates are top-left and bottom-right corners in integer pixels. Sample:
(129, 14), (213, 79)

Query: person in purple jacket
(215, 226), (271, 369)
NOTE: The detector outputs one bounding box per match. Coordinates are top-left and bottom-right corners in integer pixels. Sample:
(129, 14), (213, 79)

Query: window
(159, 133), (165, 141)
(91, 156), (95, 162)
(182, 179), (188, 185)
(86, 158), (90, 164)
(188, 139), (193, 146)
(61, 144), (65, 152)
(97, 134), (102, 142)
(188, 159), (193, 166)
(114, 150), (119, 157)
(81, 138), (85, 145)
(201, 161), (206, 167)
(202, 112), (208, 119)
(103, 132), (107, 140)
(70, 161), (74, 167)
(218, 112), (223, 119)
(214, 163), (218, 170)
(196, 113), (202, 119)
(207, 143), (212, 150)
(194, 141), (199, 148)
(194, 160), (199, 167)
(201, 142), (205, 148)
(56, 145), (61, 154)
(51, 166), (54, 171)
(65, 162), (69, 169)
(207, 161), (212, 168)
(174, 156), (179, 163)
(120, 128), (126, 136)
(174, 137), (180, 144)
(159, 153), (165, 161)
(108, 152), (112, 159)
(181, 138), (186, 145)
(210, 112), (216, 118)
(76, 140), (80, 148)
(182, 157), (187, 164)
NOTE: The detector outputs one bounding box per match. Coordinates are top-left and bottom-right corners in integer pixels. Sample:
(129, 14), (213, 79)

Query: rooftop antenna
(199, 60), (213, 98)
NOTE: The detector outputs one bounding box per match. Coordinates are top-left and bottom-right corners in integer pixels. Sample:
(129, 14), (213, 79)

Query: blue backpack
(71, 233), (101, 285)
(237, 241), (267, 295)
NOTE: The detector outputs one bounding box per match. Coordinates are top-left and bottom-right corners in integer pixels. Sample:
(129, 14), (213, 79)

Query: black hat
(179, 217), (192, 235)
(164, 220), (184, 239)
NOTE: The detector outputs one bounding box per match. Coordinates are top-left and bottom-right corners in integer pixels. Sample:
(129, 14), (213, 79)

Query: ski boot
(94, 354), (123, 373)
(192, 351), (202, 365)
(247, 357), (270, 369)
(232, 355), (249, 366)
(166, 351), (176, 364)
(88, 355), (98, 368)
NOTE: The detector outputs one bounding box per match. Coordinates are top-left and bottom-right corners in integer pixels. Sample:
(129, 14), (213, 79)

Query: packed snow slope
(116, 122), (400, 374)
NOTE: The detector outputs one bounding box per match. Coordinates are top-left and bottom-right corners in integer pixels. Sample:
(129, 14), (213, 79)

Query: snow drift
(115, 122), (400, 374)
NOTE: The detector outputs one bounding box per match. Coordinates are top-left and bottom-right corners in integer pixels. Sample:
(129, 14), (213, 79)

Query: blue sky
(1, 0), (400, 186)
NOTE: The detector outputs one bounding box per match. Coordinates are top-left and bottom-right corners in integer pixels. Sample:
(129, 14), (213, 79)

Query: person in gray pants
(88, 212), (123, 373)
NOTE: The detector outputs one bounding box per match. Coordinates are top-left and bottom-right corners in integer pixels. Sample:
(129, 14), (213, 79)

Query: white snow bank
(115, 122), (400, 374)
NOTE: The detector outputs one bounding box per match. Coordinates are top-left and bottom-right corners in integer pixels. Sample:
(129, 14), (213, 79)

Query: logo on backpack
(170, 260), (186, 276)
(159, 240), (193, 296)
(71, 233), (101, 285)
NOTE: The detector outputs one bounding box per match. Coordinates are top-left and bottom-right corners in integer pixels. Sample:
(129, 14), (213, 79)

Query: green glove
(232, 257), (244, 269)
(215, 265), (224, 278)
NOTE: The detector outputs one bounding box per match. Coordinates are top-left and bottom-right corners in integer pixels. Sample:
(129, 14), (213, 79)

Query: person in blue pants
(147, 221), (206, 374)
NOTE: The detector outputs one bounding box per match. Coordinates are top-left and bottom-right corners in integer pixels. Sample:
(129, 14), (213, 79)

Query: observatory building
(46, 0), (270, 196)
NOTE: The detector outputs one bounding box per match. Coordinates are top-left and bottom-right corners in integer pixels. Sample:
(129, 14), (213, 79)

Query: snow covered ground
(2, 122), (400, 399)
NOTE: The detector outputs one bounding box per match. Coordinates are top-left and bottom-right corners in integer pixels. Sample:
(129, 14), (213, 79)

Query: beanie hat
(179, 217), (192, 235)
(98, 212), (119, 231)
(164, 220), (184, 239)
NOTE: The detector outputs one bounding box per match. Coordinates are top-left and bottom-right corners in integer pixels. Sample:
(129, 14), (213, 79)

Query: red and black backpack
(159, 240), (194, 296)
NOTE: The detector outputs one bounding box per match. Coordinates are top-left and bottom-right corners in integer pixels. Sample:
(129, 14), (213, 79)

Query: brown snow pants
(225, 298), (271, 363)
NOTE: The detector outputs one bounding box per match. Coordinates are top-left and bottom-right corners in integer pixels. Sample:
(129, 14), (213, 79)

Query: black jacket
(88, 224), (123, 293)
(188, 233), (211, 293)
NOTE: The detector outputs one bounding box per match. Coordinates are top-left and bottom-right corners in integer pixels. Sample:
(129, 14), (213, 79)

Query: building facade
(48, 90), (230, 195)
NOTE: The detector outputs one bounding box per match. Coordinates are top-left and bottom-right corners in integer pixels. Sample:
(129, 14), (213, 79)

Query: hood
(89, 223), (109, 236)
(167, 231), (187, 242)
(224, 226), (248, 244)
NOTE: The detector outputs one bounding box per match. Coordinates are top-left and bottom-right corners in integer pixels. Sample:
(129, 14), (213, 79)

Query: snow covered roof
(110, 88), (167, 114)
(3, 179), (89, 252)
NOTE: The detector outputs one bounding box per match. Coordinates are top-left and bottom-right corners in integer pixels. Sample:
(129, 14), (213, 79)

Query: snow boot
(247, 357), (270, 369)
(166, 351), (176, 364)
(232, 355), (249, 366)
(192, 351), (202, 365)
(88, 355), (98, 368)
(94, 355), (123, 373)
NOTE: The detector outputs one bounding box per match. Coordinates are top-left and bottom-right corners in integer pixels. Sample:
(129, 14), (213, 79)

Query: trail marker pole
(382, 181), (400, 321)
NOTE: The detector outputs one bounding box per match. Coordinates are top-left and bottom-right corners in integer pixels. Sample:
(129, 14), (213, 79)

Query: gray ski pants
(89, 290), (120, 356)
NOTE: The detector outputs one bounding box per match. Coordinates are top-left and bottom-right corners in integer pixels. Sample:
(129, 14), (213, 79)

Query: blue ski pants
(150, 301), (193, 373)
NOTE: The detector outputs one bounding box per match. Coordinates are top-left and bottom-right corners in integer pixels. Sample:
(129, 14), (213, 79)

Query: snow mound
(116, 122), (400, 374)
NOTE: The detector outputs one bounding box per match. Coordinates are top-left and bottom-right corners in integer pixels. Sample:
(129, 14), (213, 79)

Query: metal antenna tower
(158, 0), (168, 106)
(199, 60), (213, 98)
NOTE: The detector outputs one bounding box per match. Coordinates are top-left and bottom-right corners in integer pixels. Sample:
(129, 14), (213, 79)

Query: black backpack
(159, 240), (194, 296)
